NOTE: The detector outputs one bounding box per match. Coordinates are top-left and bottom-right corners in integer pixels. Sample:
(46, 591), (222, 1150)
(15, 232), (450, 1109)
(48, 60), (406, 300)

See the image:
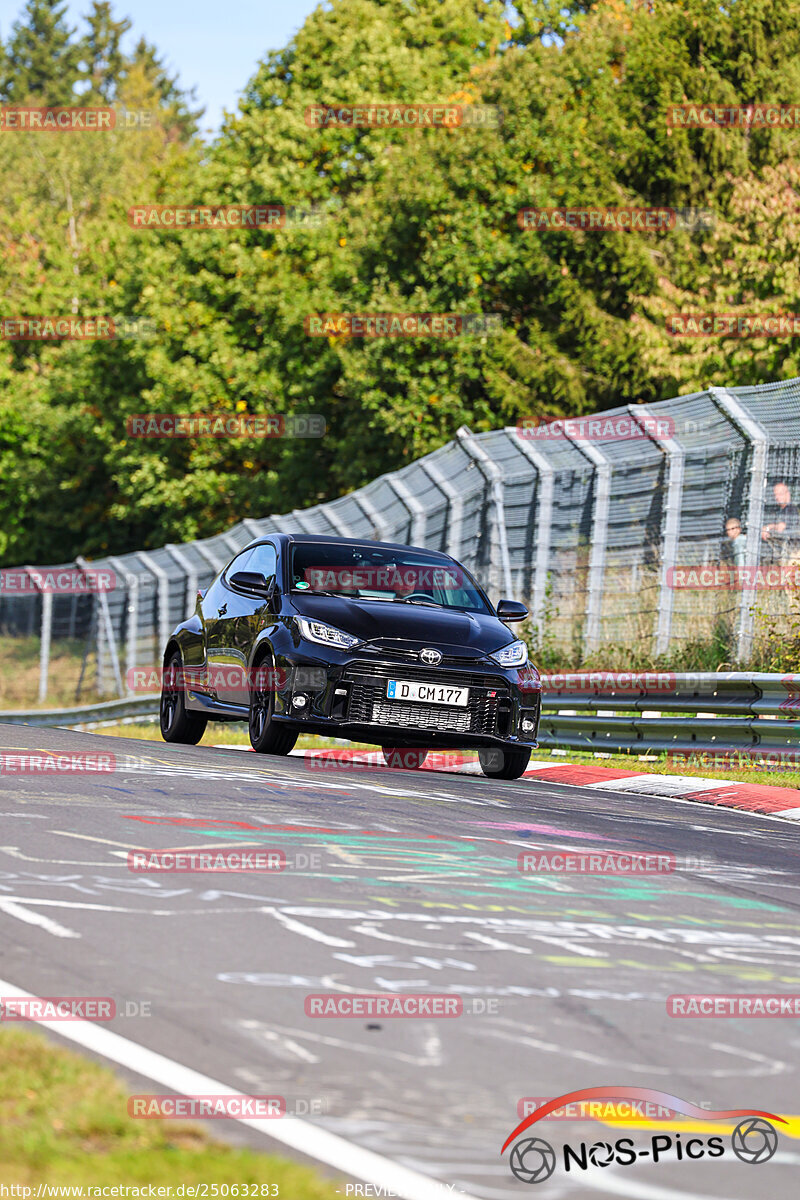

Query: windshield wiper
(392, 596), (444, 607)
(291, 588), (339, 598)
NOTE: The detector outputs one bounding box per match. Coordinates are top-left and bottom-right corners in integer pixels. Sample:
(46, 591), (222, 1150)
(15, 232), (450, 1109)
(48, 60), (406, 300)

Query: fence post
(290, 509), (318, 532)
(221, 532), (245, 555)
(38, 588), (52, 703)
(386, 475), (426, 545)
(193, 542), (226, 574)
(318, 505), (352, 536)
(709, 387), (769, 661)
(420, 457), (464, 558)
(456, 427), (513, 599)
(627, 404), (685, 656)
(562, 435), (611, 653)
(137, 551), (171, 660)
(77, 556), (123, 697)
(165, 543), (199, 620)
(106, 556), (139, 695)
(241, 518), (265, 539)
(507, 428), (554, 634)
(354, 493), (391, 540)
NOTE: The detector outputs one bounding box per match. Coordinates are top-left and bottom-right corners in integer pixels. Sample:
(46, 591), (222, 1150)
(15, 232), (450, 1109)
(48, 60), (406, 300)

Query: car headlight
(296, 616), (359, 650)
(490, 639), (528, 668)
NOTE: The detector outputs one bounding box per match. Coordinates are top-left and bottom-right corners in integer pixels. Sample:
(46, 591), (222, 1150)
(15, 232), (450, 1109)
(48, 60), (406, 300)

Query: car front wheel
(478, 746), (530, 780)
(249, 663), (298, 755)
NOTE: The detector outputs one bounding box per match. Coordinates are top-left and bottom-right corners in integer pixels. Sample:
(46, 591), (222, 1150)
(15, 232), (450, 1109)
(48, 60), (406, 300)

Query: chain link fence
(4, 377), (800, 704)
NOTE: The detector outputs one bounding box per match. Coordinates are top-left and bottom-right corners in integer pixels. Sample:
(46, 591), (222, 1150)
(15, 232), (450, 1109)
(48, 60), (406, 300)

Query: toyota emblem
(420, 648), (442, 666)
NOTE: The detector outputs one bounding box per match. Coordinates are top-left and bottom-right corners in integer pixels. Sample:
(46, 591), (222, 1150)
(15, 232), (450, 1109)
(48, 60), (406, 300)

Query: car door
(205, 548), (255, 706)
(233, 542), (279, 702)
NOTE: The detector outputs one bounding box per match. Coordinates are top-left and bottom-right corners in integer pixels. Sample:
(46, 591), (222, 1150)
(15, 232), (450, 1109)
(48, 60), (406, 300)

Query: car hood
(288, 593), (514, 654)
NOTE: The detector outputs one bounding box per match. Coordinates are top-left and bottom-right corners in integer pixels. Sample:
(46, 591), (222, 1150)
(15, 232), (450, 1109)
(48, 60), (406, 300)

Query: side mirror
(496, 598), (528, 623)
(229, 571), (273, 598)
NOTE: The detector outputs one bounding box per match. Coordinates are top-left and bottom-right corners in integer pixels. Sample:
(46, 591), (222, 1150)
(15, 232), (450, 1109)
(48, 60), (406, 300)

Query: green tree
(79, 0), (131, 100)
(0, 0), (82, 102)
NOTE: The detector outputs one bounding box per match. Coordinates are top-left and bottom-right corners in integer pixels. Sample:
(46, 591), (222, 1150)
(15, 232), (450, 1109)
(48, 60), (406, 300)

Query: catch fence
(3, 376), (800, 702)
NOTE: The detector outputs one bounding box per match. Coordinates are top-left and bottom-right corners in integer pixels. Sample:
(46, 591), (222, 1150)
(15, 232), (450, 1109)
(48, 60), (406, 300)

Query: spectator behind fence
(761, 481), (800, 559)
(721, 516), (747, 569)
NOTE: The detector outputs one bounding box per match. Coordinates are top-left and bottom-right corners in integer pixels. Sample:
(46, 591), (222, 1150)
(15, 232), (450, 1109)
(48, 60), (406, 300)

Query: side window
(223, 549), (254, 581)
(247, 543), (278, 588)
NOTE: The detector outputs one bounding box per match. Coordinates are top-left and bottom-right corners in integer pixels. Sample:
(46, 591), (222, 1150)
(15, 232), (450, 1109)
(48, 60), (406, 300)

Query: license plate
(386, 679), (469, 707)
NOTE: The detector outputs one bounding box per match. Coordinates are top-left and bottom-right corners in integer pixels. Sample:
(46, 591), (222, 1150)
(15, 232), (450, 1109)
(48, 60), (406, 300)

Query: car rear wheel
(478, 746), (530, 780)
(249, 662), (298, 755)
(160, 651), (208, 745)
(381, 747), (429, 769)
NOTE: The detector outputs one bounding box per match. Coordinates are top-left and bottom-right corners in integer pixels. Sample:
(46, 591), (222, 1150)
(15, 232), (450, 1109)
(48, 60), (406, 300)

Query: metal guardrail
(1, 674), (798, 760)
(0, 696), (161, 727)
(538, 672), (800, 755)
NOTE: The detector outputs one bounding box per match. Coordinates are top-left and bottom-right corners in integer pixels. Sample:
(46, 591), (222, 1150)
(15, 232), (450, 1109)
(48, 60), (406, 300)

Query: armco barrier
(537, 672), (799, 754)
(0, 695), (160, 727)
(1, 675), (798, 758)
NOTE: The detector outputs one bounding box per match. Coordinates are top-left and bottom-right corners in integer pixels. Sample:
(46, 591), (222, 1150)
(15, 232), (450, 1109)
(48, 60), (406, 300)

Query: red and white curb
(211, 745), (800, 821)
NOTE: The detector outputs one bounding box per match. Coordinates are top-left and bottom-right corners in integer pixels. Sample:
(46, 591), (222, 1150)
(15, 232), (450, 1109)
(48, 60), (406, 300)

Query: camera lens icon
(731, 1117), (778, 1165)
(588, 1141), (615, 1167)
(509, 1137), (557, 1184)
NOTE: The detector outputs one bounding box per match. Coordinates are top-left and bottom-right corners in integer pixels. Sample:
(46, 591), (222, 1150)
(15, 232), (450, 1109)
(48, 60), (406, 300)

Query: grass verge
(0, 1027), (336, 1195)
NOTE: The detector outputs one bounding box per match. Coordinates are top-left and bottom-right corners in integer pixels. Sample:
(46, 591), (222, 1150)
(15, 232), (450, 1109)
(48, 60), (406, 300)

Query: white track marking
(0, 899), (80, 938)
(0, 845), (112, 866)
(0, 975), (474, 1200)
(263, 906), (356, 947)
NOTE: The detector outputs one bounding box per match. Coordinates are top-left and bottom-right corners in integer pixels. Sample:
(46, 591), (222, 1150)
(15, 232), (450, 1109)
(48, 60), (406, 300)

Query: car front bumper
(270, 651), (541, 749)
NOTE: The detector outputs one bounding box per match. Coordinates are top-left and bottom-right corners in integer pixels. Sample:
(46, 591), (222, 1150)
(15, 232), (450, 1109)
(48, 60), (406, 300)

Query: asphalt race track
(2, 723), (800, 1199)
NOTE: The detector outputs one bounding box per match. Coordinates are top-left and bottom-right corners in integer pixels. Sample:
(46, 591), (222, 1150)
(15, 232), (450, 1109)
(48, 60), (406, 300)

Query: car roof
(244, 533), (453, 557)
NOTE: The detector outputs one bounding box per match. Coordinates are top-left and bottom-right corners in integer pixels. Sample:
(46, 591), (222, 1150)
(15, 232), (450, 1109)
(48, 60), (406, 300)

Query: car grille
(343, 662), (509, 737)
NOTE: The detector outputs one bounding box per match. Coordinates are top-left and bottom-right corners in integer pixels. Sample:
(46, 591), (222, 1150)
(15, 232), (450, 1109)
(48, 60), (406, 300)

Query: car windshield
(289, 543), (492, 613)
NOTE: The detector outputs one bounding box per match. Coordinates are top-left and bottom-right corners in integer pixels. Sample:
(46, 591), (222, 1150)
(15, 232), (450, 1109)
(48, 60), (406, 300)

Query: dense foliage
(2, 0), (799, 563)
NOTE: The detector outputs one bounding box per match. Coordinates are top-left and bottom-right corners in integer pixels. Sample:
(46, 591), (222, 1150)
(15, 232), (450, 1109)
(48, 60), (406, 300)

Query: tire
(249, 660), (298, 755)
(160, 651), (208, 745)
(381, 747), (429, 770)
(478, 746), (530, 780)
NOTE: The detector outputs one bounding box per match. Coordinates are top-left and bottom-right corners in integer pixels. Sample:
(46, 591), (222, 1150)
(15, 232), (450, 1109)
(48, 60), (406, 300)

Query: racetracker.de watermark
(667, 313), (800, 337)
(667, 103), (800, 128)
(129, 205), (293, 230)
(304, 103), (501, 128)
(517, 414), (675, 441)
(128, 665), (328, 694)
(518, 206), (714, 232)
(129, 1095), (285, 1119)
(541, 671), (677, 694)
(0, 996), (115, 1020)
(668, 994), (800, 1017)
(126, 414), (325, 438)
(127, 849), (289, 873)
(0, 567), (115, 594)
(0, 106), (153, 131)
(517, 851), (686, 875)
(304, 313), (501, 337)
(0, 317), (156, 340)
(304, 993), (497, 1017)
(667, 564), (800, 589)
(303, 749), (472, 772)
(301, 564), (465, 591)
(667, 748), (800, 771)
(0, 753), (116, 775)
(516, 1097), (712, 1120)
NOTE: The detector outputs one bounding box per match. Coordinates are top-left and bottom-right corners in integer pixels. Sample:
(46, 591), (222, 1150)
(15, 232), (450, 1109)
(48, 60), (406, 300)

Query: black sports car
(159, 534), (541, 778)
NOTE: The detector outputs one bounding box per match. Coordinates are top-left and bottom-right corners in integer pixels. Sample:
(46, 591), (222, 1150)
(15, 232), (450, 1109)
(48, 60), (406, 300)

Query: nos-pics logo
(501, 1087), (783, 1184)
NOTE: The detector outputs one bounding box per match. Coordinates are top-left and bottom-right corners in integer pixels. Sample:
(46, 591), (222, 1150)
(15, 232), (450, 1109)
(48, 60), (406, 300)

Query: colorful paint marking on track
(210, 745), (800, 822)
